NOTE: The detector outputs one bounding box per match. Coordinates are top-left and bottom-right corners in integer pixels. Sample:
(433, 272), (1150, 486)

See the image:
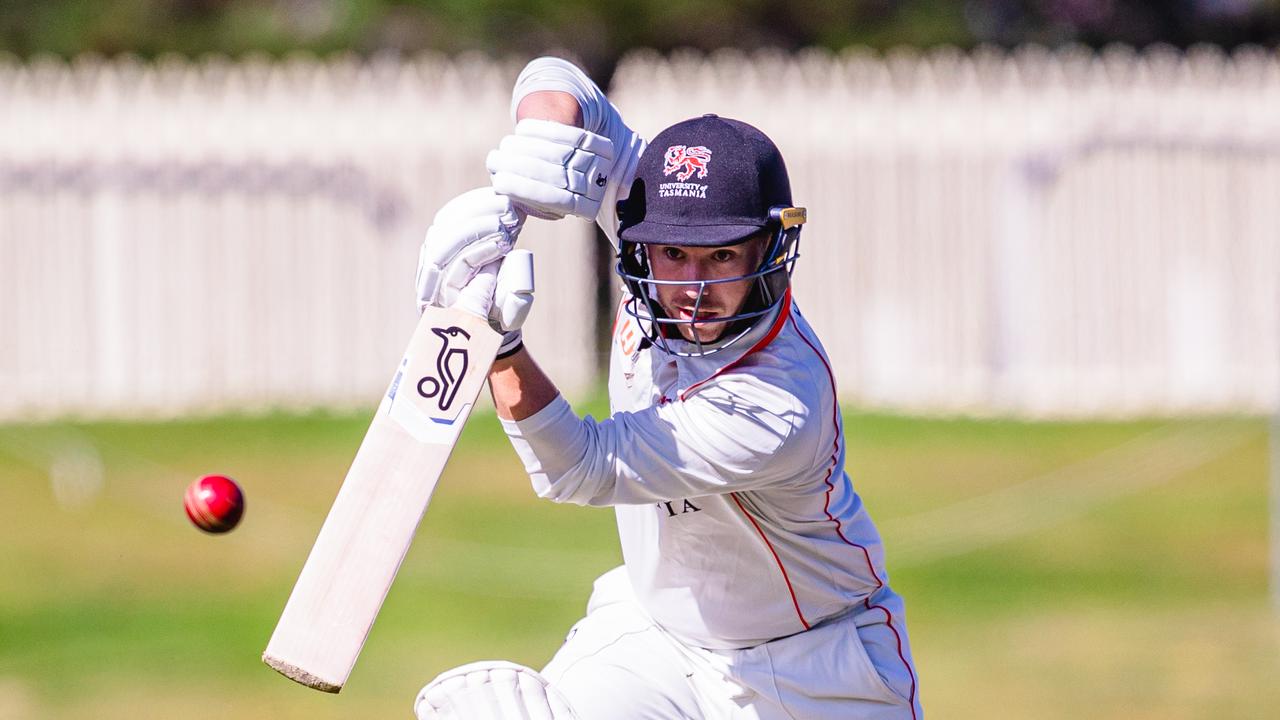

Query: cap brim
(618, 221), (765, 247)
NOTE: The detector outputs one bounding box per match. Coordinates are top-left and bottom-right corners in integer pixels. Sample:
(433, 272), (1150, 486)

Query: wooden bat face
(263, 306), (501, 693)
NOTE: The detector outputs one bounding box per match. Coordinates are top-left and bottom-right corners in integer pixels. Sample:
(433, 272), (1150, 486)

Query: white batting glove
(453, 250), (535, 357)
(487, 118), (615, 221)
(416, 187), (525, 312)
(490, 249), (535, 333)
(415, 660), (579, 720)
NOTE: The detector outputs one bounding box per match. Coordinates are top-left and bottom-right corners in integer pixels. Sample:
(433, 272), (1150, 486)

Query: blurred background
(1, 1), (1278, 718)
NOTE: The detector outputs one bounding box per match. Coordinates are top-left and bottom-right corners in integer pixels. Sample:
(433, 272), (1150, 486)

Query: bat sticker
(416, 326), (471, 412)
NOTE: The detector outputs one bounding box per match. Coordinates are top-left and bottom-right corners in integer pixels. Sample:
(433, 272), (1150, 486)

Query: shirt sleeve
(500, 372), (817, 507)
(510, 56), (646, 247)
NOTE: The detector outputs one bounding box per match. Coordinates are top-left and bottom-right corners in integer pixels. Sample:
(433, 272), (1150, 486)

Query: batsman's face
(647, 235), (766, 344)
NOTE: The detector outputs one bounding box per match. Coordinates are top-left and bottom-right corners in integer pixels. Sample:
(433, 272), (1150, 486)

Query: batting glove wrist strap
(495, 330), (523, 360)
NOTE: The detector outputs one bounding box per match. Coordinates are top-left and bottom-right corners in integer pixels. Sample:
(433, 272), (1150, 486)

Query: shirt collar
(666, 289), (792, 401)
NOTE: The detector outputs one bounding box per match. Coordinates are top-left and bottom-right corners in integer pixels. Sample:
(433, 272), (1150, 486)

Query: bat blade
(263, 305), (501, 693)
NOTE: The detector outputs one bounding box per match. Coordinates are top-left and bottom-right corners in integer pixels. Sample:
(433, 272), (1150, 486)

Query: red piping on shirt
(788, 313), (884, 585)
(789, 312), (918, 719)
(611, 298), (624, 339)
(730, 491), (810, 631)
(864, 597), (919, 717)
(678, 289), (792, 401)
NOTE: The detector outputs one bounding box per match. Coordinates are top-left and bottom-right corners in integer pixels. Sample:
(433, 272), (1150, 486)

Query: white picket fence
(614, 45), (1280, 417)
(1, 46), (1277, 420)
(0, 53), (597, 420)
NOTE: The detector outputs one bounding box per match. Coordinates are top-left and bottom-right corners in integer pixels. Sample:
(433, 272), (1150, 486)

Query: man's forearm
(489, 346), (560, 421)
(516, 90), (583, 127)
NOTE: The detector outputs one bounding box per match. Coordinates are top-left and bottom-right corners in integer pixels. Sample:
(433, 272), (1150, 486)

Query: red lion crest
(663, 145), (712, 182)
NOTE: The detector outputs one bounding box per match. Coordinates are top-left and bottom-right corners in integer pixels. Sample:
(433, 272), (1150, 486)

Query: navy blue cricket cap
(617, 114), (792, 247)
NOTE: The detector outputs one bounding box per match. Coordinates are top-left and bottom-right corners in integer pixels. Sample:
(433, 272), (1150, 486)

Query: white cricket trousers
(543, 568), (922, 720)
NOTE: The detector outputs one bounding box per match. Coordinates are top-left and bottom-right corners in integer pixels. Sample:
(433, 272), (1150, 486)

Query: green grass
(0, 408), (1274, 719)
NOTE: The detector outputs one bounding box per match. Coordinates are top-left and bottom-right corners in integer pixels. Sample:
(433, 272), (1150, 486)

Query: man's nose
(676, 260), (704, 286)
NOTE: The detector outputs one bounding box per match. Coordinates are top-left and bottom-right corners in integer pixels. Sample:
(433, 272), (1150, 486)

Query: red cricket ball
(184, 474), (245, 534)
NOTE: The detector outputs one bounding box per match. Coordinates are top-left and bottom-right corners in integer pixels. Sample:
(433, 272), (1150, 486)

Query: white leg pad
(415, 660), (580, 720)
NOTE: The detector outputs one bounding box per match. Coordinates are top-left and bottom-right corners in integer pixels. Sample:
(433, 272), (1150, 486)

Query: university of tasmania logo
(660, 145), (712, 199)
(663, 145), (712, 181)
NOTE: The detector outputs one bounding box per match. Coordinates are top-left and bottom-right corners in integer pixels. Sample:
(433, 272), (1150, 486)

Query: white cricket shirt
(502, 295), (893, 650)
(502, 56), (894, 652)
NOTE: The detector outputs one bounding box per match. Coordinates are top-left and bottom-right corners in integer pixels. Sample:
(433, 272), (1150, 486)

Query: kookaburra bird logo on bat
(417, 326), (471, 412)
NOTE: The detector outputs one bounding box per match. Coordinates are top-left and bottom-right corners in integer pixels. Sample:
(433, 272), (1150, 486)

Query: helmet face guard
(616, 206), (805, 357)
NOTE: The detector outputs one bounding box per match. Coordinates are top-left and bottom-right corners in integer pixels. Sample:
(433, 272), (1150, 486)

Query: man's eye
(663, 247), (684, 260)
(713, 250), (735, 262)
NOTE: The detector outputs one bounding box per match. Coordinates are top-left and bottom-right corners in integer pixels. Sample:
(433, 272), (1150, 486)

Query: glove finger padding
(487, 119), (615, 221)
(512, 118), (616, 157)
(492, 136), (609, 193)
(490, 249), (534, 333)
(432, 186), (523, 225)
(438, 239), (510, 304)
(486, 149), (576, 187)
(489, 171), (573, 220)
(502, 118), (615, 166)
(415, 660), (579, 720)
(418, 214), (507, 301)
(451, 260), (499, 321)
(490, 169), (603, 221)
(491, 136), (609, 200)
(417, 187), (525, 312)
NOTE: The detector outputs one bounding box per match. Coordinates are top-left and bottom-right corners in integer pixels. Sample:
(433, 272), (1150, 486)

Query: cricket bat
(263, 305), (502, 693)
